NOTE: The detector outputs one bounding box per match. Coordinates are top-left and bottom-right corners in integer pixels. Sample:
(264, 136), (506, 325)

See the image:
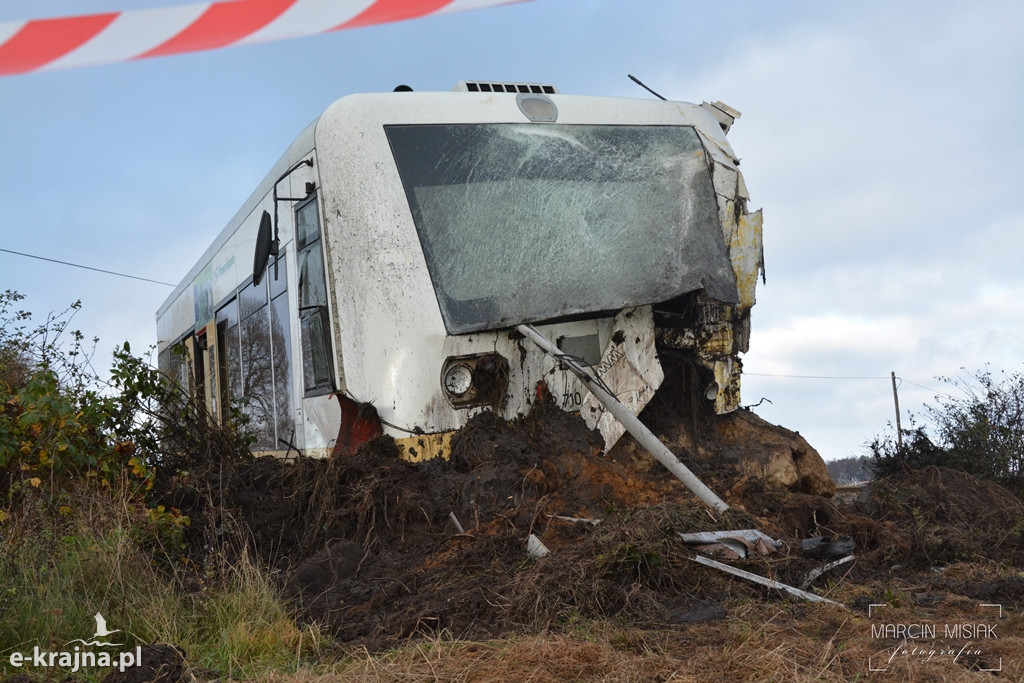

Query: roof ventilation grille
(454, 81), (557, 94)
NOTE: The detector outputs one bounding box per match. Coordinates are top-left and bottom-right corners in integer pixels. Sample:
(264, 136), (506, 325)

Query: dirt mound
(154, 390), (1024, 651)
(158, 400), (826, 649)
(855, 466), (1024, 568)
(606, 363), (835, 498)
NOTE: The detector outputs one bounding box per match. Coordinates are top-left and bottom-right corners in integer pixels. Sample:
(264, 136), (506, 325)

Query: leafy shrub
(0, 291), (137, 506)
(0, 290), (249, 540)
(870, 366), (1024, 495)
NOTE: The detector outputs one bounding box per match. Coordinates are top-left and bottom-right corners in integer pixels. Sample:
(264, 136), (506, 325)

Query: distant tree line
(826, 456), (873, 485)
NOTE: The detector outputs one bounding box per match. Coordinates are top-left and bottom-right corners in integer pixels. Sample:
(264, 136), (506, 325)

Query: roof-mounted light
(517, 92), (557, 123)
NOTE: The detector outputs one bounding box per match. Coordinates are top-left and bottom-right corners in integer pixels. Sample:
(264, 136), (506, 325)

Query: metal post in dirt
(517, 323), (729, 514)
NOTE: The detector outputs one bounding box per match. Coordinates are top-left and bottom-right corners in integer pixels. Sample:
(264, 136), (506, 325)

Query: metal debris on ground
(799, 555), (855, 591)
(679, 529), (781, 560)
(550, 515), (602, 525)
(692, 555), (844, 606)
(801, 536), (855, 559)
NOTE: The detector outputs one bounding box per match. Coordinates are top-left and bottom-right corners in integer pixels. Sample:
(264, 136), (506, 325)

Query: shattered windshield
(386, 123), (738, 334)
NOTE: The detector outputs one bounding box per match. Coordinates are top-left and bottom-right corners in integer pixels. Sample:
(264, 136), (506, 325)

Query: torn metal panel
(680, 529), (781, 560)
(730, 209), (765, 310)
(679, 529), (781, 547)
(579, 307), (664, 451)
(712, 162), (740, 202)
(736, 168), (750, 202)
(701, 101), (741, 135)
(711, 357), (741, 415)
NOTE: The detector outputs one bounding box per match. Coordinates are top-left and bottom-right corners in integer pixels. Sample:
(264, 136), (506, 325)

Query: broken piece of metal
(799, 555), (855, 591)
(680, 529), (781, 559)
(801, 536), (855, 559)
(517, 322), (730, 514)
(693, 555), (844, 606)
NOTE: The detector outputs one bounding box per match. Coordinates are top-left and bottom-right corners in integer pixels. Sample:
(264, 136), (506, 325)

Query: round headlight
(443, 363), (473, 397)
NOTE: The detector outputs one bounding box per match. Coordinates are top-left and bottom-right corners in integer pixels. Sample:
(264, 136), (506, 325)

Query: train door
(295, 195), (339, 454)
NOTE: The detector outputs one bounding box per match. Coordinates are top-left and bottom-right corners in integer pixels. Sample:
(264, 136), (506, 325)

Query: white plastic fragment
(679, 529), (781, 559)
(526, 533), (550, 558)
(551, 515), (602, 525)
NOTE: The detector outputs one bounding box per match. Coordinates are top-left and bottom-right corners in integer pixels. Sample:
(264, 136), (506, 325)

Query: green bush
(0, 291), (143, 510)
(0, 483), (327, 680)
(870, 366), (1024, 494)
(1, 290), (249, 523)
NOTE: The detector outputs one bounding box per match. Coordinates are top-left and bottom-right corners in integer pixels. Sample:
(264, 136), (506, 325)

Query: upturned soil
(149, 388), (1024, 680)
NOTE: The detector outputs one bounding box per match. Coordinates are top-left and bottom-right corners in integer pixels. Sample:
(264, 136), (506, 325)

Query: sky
(1, 0), (1022, 462)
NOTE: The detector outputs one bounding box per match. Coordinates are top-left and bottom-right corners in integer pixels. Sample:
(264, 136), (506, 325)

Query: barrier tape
(0, 0), (520, 75)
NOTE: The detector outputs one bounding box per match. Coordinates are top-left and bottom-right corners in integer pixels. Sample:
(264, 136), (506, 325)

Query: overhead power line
(746, 371), (950, 399)
(744, 372), (891, 380)
(0, 247), (175, 287)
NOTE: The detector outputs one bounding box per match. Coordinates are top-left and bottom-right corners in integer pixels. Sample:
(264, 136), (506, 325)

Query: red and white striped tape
(0, 0), (521, 76)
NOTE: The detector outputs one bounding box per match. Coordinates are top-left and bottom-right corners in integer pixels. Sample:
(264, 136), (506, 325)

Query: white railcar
(155, 82), (763, 459)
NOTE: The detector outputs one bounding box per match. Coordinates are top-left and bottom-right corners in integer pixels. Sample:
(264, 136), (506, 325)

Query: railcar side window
(296, 197), (335, 396)
(240, 282), (274, 451)
(269, 269), (296, 448)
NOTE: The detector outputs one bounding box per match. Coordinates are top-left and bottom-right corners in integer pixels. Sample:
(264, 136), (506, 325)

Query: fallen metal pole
(517, 323), (729, 514)
(694, 555), (844, 606)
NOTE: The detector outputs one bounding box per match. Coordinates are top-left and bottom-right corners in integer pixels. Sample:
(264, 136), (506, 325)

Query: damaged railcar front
(155, 82), (763, 459)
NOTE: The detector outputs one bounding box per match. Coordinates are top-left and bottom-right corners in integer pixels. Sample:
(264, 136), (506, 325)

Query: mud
(102, 644), (188, 683)
(155, 395), (1024, 651)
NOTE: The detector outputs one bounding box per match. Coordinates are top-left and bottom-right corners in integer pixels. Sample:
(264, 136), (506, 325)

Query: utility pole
(891, 371), (903, 448)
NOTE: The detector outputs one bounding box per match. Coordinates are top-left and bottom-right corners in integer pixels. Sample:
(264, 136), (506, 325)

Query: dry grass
(253, 584), (1024, 682)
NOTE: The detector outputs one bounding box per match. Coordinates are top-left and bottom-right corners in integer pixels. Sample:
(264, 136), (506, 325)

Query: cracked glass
(387, 123), (738, 334)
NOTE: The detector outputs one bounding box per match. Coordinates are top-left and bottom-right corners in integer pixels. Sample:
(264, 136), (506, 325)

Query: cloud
(660, 1), (1024, 458)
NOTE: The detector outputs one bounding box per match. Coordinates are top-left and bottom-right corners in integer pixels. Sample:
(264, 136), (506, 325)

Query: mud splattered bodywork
(156, 85), (763, 458)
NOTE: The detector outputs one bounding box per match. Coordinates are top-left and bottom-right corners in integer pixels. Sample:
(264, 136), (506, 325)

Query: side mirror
(252, 210), (277, 286)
